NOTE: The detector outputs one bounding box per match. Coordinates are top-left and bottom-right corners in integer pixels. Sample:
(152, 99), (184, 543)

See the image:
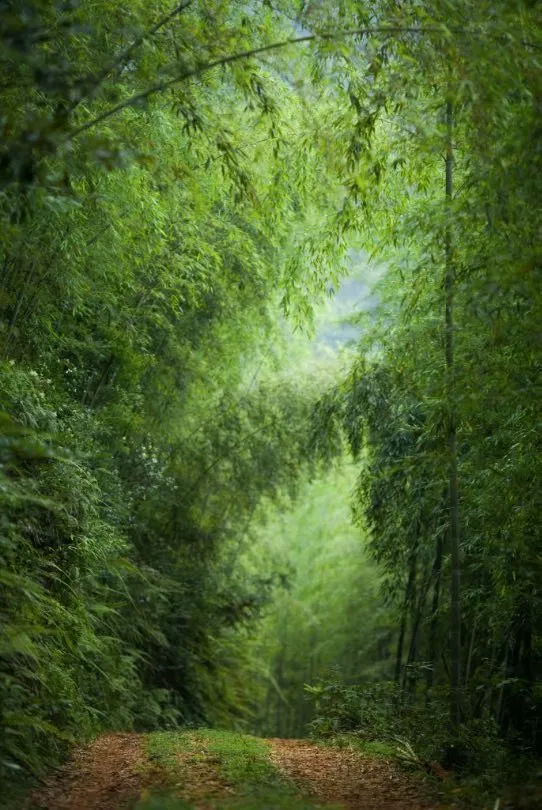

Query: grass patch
(354, 739), (397, 757)
(199, 730), (284, 791)
(146, 730), (197, 770)
(134, 729), (340, 810)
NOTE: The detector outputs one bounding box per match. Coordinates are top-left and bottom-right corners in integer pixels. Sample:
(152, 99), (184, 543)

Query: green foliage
(307, 681), (403, 741)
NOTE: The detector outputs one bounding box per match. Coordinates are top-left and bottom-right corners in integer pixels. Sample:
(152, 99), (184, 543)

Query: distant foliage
(247, 466), (392, 739)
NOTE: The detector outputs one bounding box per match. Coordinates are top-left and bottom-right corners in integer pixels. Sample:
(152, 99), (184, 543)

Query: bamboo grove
(0, 0), (541, 796)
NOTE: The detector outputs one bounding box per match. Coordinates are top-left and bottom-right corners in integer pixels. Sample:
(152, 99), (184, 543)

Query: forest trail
(29, 734), (152, 810)
(29, 730), (445, 810)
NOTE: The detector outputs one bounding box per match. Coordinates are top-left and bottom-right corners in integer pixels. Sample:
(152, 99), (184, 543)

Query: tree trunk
(395, 551), (416, 685)
(445, 97), (462, 727)
(496, 643), (509, 727)
(405, 565), (433, 696)
(275, 612), (288, 737)
(464, 615), (477, 686)
(427, 531), (443, 689)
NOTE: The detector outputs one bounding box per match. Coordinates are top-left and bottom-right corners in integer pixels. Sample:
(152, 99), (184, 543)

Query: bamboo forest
(1, 2), (541, 809)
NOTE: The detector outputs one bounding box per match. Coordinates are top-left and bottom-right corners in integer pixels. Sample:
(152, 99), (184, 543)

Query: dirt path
(30, 733), (153, 810)
(29, 732), (440, 810)
(269, 738), (435, 810)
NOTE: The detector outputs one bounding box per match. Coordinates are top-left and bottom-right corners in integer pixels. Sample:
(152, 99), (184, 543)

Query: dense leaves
(308, 0), (542, 766)
(0, 0), (341, 787)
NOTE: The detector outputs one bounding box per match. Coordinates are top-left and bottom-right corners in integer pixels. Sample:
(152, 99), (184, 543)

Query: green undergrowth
(135, 729), (341, 810)
(321, 732), (541, 810)
(323, 733), (397, 759)
(436, 760), (542, 810)
(4, 781), (35, 810)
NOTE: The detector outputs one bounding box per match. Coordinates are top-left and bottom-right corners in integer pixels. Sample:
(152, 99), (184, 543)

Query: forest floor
(28, 729), (453, 810)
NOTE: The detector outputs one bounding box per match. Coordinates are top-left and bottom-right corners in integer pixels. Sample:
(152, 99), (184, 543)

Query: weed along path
(30, 730), (445, 810)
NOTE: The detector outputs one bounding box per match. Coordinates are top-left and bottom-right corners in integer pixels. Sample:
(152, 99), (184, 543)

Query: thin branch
(69, 1), (196, 113)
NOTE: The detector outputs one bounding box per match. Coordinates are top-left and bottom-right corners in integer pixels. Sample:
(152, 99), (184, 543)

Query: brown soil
(268, 738), (440, 810)
(29, 733), (156, 810)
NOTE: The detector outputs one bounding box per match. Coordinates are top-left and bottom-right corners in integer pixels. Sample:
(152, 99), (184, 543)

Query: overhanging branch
(65, 26), (454, 141)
